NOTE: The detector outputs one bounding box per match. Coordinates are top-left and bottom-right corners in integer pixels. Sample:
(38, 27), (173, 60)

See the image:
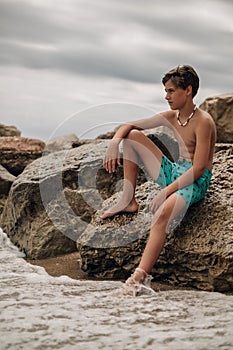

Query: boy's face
(164, 79), (190, 110)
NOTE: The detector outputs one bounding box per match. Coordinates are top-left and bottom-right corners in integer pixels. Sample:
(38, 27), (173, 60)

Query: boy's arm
(103, 112), (172, 173)
(112, 111), (171, 141)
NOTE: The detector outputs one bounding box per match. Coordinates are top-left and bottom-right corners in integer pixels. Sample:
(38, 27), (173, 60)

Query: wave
(0, 227), (233, 350)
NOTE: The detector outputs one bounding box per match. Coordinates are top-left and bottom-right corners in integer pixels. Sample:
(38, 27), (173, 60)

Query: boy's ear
(186, 85), (193, 96)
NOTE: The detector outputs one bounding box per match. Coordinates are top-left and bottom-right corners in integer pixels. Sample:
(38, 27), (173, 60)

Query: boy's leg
(101, 129), (163, 219)
(138, 193), (187, 275)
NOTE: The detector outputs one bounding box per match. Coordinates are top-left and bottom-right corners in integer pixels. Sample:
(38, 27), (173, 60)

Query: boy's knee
(127, 129), (142, 140)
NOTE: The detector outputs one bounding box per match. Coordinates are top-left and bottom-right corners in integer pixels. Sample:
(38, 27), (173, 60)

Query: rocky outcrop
(0, 123), (21, 137)
(1, 129), (232, 291)
(0, 134), (45, 218)
(77, 144), (233, 292)
(0, 137), (45, 176)
(0, 141), (121, 258)
(200, 93), (233, 143)
(1, 93), (232, 291)
(0, 132), (175, 259)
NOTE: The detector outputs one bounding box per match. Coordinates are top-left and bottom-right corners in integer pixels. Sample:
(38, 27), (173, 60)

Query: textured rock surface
(0, 165), (16, 216)
(0, 132), (174, 259)
(0, 165), (15, 195)
(1, 124), (232, 291)
(0, 141), (121, 258)
(199, 93), (233, 143)
(45, 134), (80, 154)
(77, 145), (233, 292)
(0, 123), (21, 137)
(0, 137), (45, 176)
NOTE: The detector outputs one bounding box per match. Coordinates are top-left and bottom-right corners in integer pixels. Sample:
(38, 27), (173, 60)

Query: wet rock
(200, 93), (233, 143)
(0, 137), (45, 176)
(0, 123), (21, 137)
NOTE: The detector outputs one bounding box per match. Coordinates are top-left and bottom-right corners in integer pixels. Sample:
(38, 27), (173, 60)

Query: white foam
(0, 227), (233, 350)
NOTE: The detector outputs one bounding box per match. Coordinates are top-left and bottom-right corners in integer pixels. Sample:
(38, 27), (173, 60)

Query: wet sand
(26, 252), (192, 292)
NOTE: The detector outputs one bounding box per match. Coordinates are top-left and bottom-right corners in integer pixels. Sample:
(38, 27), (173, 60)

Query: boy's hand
(103, 140), (121, 173)
(150, 189), (167, 214)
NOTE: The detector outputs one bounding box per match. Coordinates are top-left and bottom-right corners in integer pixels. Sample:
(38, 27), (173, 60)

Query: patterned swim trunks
(156, 155), (212, 207)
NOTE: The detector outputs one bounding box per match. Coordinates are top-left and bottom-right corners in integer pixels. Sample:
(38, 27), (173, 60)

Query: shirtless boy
(101, 65), (216, 296)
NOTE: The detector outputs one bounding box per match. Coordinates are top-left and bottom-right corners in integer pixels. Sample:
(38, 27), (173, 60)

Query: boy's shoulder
(197, 107), (216, 127)
(195, 108), (217, 141)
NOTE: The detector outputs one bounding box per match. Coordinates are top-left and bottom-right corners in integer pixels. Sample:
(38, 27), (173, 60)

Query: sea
(0, 227), (233, 350)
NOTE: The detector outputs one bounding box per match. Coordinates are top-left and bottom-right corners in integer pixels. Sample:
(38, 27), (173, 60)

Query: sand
(26, 252), (193, 292)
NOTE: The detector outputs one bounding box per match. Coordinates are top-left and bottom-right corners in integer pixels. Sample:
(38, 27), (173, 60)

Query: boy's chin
(169, 104), (179, 111)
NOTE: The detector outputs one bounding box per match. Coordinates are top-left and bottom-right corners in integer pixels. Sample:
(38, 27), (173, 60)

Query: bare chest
(171, 121), (197, 156)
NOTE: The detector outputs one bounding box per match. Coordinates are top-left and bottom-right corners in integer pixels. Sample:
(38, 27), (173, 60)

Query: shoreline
(26, 252), (198, 293)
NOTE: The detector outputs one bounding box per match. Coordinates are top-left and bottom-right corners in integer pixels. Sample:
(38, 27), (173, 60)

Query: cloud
(1, 0), (232, 83)
(0, 0), (232, 139)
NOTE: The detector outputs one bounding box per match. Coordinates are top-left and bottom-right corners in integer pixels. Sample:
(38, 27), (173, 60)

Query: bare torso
(164, 108), (216, 170)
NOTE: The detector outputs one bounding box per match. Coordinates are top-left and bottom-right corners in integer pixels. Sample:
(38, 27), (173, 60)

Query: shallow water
(0, 228), (233, 350)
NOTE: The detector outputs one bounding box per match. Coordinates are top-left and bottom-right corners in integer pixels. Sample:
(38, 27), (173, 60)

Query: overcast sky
(0, 0), (232, 140)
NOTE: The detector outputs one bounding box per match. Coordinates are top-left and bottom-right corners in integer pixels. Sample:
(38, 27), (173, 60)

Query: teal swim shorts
(156, 155), (212, 207)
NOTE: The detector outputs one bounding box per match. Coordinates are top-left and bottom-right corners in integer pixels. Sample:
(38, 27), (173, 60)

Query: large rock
(0, 123), (21, 137)
(77, 144), (233, 292)
(0, 137), (45, 176)
(0, 141), (123, 258)
(200, 93), (233, 143)
(0, 131), (175, 259)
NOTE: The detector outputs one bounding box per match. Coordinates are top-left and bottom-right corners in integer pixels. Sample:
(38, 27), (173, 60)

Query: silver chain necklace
(177, 105), (197, 127)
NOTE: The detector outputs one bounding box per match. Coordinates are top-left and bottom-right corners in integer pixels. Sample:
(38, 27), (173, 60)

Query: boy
(101, 65), (216, 296)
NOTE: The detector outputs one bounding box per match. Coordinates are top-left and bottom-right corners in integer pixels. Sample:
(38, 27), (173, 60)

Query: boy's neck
(178, 102), (196, 119)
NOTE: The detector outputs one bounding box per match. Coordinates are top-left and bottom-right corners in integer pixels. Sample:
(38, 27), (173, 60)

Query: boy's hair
(162, 65), (199, 98)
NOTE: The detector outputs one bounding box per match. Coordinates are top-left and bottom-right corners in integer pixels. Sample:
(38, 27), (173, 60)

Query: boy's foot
(100, 200), (139, 219)
(110, 267), (156, 297)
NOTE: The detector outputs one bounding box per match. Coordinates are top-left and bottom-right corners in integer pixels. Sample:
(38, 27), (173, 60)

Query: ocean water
(0, 228), (233, 350)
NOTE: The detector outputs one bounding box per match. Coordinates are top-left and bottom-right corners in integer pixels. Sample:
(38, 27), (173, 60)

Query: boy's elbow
(194, 166), (205, 179)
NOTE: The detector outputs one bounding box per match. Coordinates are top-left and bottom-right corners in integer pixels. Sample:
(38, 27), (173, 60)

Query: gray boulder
(45, 134), (80, 154)
(77, 144), (233, 292)
(0, 141), (122, 258)
(0, 131), (175, 259)
(200, 93), (233, 143)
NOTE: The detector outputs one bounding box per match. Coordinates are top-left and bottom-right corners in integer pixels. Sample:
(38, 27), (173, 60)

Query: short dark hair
(162, 65), (199, 98)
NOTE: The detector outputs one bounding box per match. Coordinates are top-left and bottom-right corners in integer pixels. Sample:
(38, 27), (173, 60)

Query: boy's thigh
(176, 172), (211, 207)
(156, 155), (175, 187)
